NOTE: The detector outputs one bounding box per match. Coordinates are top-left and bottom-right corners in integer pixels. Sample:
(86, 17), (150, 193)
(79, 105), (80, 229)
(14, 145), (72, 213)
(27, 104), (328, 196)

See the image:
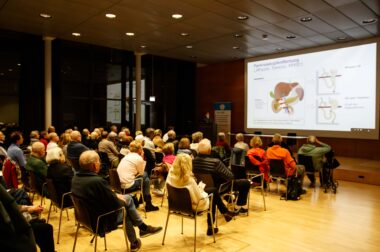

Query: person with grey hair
(298, 135), (331, 187)
(47, 132), (59, 151)
(98, 131), (120, 168)
(190, 131), (203, 153)
(67, 130), (89, 171)
(71, 150), (162, 251)
(234, 133), (249, 151)
(193, 138), (250, 235)
(46, 147), (74, 208)
(26, 142), (47, 194)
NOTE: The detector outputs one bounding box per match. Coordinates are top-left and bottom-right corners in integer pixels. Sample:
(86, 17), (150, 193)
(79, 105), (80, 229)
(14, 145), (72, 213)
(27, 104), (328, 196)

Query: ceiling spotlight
(186, 45), (193, 49)
(237, 15), (248, 20)
(300, 17), (312, 22)
(0, 73), (4, 76)
(125, 32), (135, 36)
(233, 34), (242, 38)
(140, 45), (147, 48)
(172, 13), (183, 19)
(17, 63), (21, 66)
(72, 32), (81, 37)
(232, 46), (240, 50)
(262, 34), (268, 40)
(286, 34), (296, 39)
(39, 13), (52, 19)
(180, 32), (189, 36)
(362, 18), (377, 24)
(8, 68), (13, 72)
(105, 13), (116, 19)
(337, 36), (347, 41)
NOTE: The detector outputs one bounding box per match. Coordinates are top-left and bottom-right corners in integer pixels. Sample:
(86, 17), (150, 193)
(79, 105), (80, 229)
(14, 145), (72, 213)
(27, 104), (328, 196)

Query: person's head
(154, 129), (162, 137)
(110, 125), (118, 133)
(129, 140), (143, 155)
(162, 143), (174, 155)
(48, 132), (59, 143)
(47, 125), (55, 133)
(40, 131), (48, 140)
(118, 131), (127, 141)
(217, 132), (226, 141)
(79, 150), (100, 173)
(135, 134), (145, 145)
(30, 130), (39, 139)
(178, 137), (190, 149)
(31, 142), (45, 157)
(122, 127), (131, 136)
(10, 131), (23, 145)
(135, 130), (143, 137)
(145, 128), (155, 139)
(82, 128), (90, 136)
(70, 130), (82, 142)
(46, 147), (65, 164)
(0, 131), (4, 141)
(307, 135), (316, 144)
(153, 137), (165, 148)
(191, 131), (203, 143)
(101, 130), (108, 139)
(59, 133), (71, 146)
(171, 153), (193, 185)
(198, 138), (212, 155)
(235, 133), (245, 142)
(272, 133), (282, 145)
(90, 131), (99, 140)
(167, 130), (176, 140)
(250, 136), (263, 148)
(107, 132), (117, 142)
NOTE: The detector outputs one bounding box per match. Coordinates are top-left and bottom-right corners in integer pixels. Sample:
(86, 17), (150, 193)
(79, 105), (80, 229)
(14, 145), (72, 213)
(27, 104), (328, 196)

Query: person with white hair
(26, 142), (47, 194)
(298, 135), (331, 187)
(234, 133), (249, 151)
(47, 132), (59, 151)
(98, 131), (120, 168)
(46, 147), (74, 207)
(67, 130), (89, 171)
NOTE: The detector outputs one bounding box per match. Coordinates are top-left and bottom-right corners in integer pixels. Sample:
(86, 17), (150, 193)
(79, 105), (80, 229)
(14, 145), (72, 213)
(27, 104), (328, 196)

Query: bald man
(67, 130), (89, 171)
(72, 150), (162, 251)
(26, 142), (48, 194)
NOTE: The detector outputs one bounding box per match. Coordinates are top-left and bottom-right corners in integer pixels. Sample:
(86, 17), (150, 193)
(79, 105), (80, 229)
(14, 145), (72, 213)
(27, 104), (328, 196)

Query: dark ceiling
(0, 0), (379, 64)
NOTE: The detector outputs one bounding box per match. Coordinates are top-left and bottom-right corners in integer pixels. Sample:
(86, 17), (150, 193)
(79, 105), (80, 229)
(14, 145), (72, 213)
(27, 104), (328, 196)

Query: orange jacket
(266, 145), (296, 177)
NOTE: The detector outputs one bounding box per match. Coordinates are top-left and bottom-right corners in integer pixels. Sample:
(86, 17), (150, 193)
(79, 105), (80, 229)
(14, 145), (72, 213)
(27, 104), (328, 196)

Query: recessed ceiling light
(362, 18), (377, 24)
(300, 17), (312, 22)
(0, 73), (4, 76)
(186, 45), (193, 49)
(39, 13), (52, 19)
(17, 63), (21, 66)
(262, 34), (268, 40)
(105, 13), (116, 19)
(72, 32), (81, 37)
(233, 34), (242, 38)
(8, 68), (13, 72)
(172, 13), (183, 19)
(140, 45), (146, 48)
(232, 46), (240, 50)
(180, 32), (189, 36)
(237, 15), (248, 20)
(125, 32), (135, 36)
(337, 36), (347, 41)
(286, 35), (296, 39)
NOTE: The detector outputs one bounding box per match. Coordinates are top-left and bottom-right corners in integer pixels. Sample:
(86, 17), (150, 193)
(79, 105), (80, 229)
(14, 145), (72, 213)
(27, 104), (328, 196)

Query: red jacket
(3, 158), (18, 189)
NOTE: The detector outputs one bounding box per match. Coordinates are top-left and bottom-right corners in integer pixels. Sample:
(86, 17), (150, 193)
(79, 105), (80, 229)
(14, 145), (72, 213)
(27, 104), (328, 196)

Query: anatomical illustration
(317, 97), (341, 124)
(269, 82), (304, 114)
(317, 68), (341, 94)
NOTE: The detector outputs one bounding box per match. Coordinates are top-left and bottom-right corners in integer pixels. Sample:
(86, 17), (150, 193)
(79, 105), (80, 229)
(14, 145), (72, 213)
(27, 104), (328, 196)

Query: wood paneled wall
(196, 60), (380, 160)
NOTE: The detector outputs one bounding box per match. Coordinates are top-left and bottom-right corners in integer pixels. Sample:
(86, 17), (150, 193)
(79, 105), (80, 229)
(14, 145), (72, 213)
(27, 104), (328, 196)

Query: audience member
(71, 150), (162, 252)
(47, 125), (55, 133)
(117, 141), (159, 211)
(176, 137), (193, 156)
(58, 132), (71, 161)
(0, 130), (7, 158)
(215, 132), (231, 158)
(298, 135), (331, 187)
(67, 130), (89, 171)
(234, 133), (249, 151)
(26, 142), (47, 194)
(162, 126), (174, 143)
(46, 132), (59, 152)
(162, 143), (176, 165)
(98, 131), (120, 168)
(39, 131), (49, 148)
(247, 136), (270, 183)
(29, 130), (40, 146)
(143, 128), (156, 153)
(190, 131), (203, 153)
(8, 131), (28, 187)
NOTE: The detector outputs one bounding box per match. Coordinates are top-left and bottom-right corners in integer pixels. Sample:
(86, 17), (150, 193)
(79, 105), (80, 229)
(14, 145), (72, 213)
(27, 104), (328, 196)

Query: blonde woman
(247, 136), (270, 182)
(234, 133), (249, 151)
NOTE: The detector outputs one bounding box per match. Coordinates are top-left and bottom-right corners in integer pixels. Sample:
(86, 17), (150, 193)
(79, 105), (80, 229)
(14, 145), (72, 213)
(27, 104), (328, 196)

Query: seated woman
(46, 147), (74, 208)
(162, 143), (176, 165)
(247, 136), (270, 183)
(176, 137), (193, 157)
(190, 131), (203, 153)
(234, 133), (249, 151)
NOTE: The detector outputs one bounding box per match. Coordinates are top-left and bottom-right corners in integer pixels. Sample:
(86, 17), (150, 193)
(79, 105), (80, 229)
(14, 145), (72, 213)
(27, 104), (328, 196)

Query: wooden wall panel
(196, 60), (380, 160)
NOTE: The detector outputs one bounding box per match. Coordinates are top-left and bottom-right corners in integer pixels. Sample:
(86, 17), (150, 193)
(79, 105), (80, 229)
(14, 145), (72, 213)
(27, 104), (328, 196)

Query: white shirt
(234, 141), (249, 151)
(46, 142), (59, 151)
(117, 152), (146, 189)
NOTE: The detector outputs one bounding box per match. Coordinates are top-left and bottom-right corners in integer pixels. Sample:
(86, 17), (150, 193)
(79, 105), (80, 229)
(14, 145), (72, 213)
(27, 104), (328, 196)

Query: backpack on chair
(282, 176), (302, 200)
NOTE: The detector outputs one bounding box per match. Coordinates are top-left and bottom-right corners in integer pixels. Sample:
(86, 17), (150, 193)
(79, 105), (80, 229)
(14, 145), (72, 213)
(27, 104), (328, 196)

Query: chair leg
(209, 209), (215, 243)
(72, 223), (80, 252)
(160, 188), (166, 207)
(161, 211), (170, 245)
(194, 215), (197, 252)
(57, 207), (64, 244)
(66, 208), (70, 221)
(181, 217), (184, 234)
(94, 234), (98, 252)
(104, 234), (107, 251)
(47, 201), (53, 223)
(261, 176), (266, 211)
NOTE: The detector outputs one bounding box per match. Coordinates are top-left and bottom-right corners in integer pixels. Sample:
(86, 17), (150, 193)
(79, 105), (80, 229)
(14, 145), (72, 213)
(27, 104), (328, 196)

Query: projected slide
(246, 42), (377, 137)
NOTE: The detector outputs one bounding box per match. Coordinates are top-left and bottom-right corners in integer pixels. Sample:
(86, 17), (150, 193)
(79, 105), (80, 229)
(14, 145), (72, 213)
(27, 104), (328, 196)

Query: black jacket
(47, 162), (74, 208)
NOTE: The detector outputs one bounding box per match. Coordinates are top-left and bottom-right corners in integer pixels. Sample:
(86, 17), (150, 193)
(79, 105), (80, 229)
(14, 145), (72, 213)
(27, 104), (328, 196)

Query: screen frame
(244, 37), (380, 140)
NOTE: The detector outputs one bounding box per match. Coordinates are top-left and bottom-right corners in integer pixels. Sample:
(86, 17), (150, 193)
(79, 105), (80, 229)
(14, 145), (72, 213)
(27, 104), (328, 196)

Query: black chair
(45, 178), (73, 244)
(297, 154), (317, 191)
(244, 156), (266, 211)
(162, 184), (215, 252)
(70, 193), (129, 252)
(29, 171), (47, 205)
(286, 132), (297, 147)
(154, 152), (164, 164)
(229, 147), (246, 167)
(268, 159), (289, 200)
(108, 168), (146, 218)
(67, 158), (80, 171)
(98, 151), (112, 177)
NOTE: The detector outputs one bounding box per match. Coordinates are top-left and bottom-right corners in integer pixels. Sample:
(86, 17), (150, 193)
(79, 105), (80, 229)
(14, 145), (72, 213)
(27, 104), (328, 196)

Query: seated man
(67, 130), (89, 171)
(193, 139), (250, 235)
(298, 135), (331, 187)
(71, 150), (162, 252)
(117, 140), (159, 212)
(266, 133), (305, 190)
(98, 132), (120, 168)
(26, 142), (48, 194)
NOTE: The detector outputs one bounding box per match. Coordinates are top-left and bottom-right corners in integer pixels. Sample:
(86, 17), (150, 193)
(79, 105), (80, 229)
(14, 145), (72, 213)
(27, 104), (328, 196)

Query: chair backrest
(29, 171), (38, 192)
(155, 152), (164, 164)
(166, 184), (194, 216)
(269, 159), (286, 178)
(46, 178), (59, 205)
(230, 148), (246, 167)
(108, 169), (122, 193)
(70, 193), (95, 232)
(244, 156), (260, 173)
(230, 165), (247, 179)
(286, 133), (297, 146)
(297, 154), (314, 172)
(193, 172), (215, 190)
(68, 158), (80, 171)
(98, 151), (111, 176)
